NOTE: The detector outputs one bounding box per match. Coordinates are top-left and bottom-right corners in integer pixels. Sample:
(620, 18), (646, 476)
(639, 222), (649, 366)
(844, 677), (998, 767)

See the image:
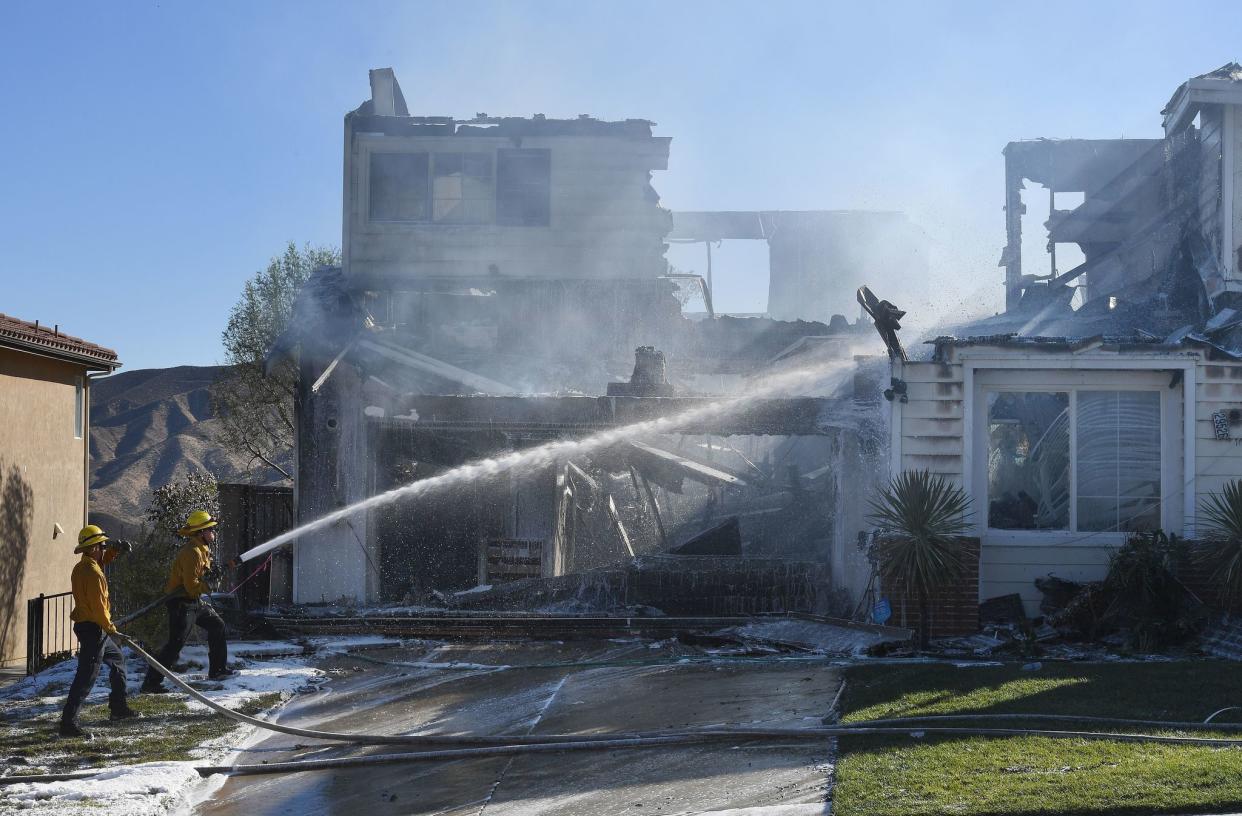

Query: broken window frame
(368, 151), (432, 223)
(496, 148), (551, 227)
(432, 152), (495, 224)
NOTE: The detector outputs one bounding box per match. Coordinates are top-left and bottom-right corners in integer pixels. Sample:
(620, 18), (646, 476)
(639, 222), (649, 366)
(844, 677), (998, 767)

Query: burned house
(278, 69), (929, 608)
(999, 62), (1242, 318)
(889, 63), (1242, 620)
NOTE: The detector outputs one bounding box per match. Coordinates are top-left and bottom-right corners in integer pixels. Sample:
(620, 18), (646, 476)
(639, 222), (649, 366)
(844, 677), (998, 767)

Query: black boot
(140, 679), (170, 694)
(207, 668), (238, 680)
(110, 705), (140, 721)
(58, 720), (91, 739)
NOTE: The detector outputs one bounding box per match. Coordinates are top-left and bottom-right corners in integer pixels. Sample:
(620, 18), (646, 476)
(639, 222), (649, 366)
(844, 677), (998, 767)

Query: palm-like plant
(868, 470), (973, 648)
(1197, 479), (1242, 606)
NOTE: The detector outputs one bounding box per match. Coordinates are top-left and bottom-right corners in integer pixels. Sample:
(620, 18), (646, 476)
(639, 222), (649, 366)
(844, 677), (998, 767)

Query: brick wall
(453, 556), (839, 616)
(625, 558), (834, 616)
(882, 537), (981, 638)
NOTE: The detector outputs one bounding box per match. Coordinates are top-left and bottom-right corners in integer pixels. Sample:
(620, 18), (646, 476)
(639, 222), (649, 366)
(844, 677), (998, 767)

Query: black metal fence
(26, 591), (76, 675)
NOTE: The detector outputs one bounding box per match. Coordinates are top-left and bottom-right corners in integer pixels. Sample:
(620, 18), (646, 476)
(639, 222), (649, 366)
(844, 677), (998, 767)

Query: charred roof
(350, 67), (657, 139)
(927, 333), (1240, 362)
(1162, 61), (1242, 131)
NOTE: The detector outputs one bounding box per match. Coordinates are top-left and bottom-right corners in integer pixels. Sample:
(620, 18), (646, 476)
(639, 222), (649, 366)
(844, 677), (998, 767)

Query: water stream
(240, 357), (857, 563)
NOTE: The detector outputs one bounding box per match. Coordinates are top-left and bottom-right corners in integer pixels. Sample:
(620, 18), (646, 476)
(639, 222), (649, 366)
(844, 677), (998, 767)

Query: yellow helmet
(178, 510), (218, 537)
(76, 525), (109, 553)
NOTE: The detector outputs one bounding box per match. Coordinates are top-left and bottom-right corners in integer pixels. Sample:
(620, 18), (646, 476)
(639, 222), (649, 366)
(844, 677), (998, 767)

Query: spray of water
(239, 356), (858, 563)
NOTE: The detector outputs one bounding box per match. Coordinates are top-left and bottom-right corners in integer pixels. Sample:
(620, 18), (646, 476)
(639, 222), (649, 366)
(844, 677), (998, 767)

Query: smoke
(242, 355), (857, 563)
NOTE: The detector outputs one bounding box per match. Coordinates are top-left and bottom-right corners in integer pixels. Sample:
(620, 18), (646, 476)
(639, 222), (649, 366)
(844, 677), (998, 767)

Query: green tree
(146, 471), (220, 545)
(210, 242), (340, 480)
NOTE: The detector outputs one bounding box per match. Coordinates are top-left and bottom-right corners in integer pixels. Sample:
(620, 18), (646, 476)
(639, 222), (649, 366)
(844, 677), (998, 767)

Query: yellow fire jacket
(69, 550), (119, 634)
(165, 539), (212, 599)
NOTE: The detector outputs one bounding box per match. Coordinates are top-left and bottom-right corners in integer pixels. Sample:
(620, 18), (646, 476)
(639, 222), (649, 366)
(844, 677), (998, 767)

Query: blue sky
(1, 1), (1238, 371)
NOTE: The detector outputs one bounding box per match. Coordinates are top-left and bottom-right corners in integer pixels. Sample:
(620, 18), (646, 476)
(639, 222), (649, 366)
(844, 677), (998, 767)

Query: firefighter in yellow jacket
(141, 510), (234, 692)
(60, 525), (137, 737)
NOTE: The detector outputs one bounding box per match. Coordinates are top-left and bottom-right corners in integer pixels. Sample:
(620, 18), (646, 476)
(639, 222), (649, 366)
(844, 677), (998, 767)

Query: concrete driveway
(197, 639), (837, 816)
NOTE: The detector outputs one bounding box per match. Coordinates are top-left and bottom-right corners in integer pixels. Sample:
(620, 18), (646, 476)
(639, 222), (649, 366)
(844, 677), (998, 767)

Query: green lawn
(0, 692), (280, 776)
(833, 662), (1242, 816)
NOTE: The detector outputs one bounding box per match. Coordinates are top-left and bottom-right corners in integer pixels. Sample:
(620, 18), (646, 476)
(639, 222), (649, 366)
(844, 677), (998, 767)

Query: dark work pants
(61, 622), (128, 724)
(144, 599), (227, 686)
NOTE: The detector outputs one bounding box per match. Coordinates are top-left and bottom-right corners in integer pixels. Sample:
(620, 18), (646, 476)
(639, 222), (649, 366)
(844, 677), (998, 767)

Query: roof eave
(1164, 78), (1242, 132)
(0, 335), (121, 372)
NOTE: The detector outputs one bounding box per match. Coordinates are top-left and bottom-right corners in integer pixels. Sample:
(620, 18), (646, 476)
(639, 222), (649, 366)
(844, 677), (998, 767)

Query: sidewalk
(0, 665), (25, 691)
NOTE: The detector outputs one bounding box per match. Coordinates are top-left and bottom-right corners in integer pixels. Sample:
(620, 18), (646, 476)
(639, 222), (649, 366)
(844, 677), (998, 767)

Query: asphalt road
(197, 639), (837, 816)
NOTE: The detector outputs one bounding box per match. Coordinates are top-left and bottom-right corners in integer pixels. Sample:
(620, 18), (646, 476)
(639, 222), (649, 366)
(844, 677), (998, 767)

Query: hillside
(88, 365), (288, 536)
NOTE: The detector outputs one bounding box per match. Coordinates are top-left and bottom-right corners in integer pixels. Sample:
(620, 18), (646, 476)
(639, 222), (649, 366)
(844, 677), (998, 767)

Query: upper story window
(368, 149), (547, 226)
(496, 149), (551, 226)
(369, 152), (430, 222)
(433, 153), (494, 224)
(986, 388), (1161, 533)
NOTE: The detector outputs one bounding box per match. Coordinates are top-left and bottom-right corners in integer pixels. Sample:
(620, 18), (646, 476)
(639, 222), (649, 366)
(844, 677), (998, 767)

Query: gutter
(0, 336), (120, 372)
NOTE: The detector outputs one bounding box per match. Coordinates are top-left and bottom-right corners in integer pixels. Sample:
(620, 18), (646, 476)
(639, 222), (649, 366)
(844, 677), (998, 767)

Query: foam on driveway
(199, 639), (839, 816)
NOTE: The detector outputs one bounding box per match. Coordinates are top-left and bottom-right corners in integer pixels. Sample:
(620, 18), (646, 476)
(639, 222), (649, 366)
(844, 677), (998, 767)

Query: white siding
(898, 362), (965, 485)
(895, 347), (1198, 617)
(1194, 361), (1242, 531)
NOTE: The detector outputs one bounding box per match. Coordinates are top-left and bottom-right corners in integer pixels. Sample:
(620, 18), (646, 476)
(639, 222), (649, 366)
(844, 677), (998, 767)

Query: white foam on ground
(3, 762), (202, 814)
(0, 635), (398, 815)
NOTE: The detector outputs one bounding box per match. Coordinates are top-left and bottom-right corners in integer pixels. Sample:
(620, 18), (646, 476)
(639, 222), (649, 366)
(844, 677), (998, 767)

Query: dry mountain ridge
(89, 365), (286, 536)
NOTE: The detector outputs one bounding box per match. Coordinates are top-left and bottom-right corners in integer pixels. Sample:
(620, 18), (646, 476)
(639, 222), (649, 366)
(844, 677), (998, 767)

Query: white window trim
(958, 355), (1196, 543)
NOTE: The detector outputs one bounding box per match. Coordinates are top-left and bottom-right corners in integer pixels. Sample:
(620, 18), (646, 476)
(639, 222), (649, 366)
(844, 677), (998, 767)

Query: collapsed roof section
(985, 63), (1242, 350)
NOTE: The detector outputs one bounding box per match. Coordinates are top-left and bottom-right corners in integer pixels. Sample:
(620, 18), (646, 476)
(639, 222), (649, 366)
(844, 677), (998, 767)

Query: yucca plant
(867, 470), (973, 648)
(1197, 479), (1242, 607)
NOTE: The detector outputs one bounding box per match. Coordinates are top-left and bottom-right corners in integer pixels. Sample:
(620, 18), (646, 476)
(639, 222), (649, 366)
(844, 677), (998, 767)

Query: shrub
(146, 472), (220, 546)
(867, 470), (973, 648)
(1197, 479), (1242, 606)
(107, 536), (177, 647)
(1102, 530), (1205, 651)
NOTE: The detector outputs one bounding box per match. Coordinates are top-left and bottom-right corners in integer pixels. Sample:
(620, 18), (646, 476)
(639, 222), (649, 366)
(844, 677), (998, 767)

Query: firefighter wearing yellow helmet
(141, 510), (235, 692)
(60, 525), (137, 737)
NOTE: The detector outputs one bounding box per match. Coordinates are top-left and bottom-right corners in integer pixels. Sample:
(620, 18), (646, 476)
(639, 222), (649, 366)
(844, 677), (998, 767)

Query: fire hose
(113, 591), (186, 628)
(8, 637), (1242, 786)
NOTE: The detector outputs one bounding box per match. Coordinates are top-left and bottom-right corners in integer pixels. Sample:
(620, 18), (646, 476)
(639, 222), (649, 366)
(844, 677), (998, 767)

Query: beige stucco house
(0, 312), (120, 668)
